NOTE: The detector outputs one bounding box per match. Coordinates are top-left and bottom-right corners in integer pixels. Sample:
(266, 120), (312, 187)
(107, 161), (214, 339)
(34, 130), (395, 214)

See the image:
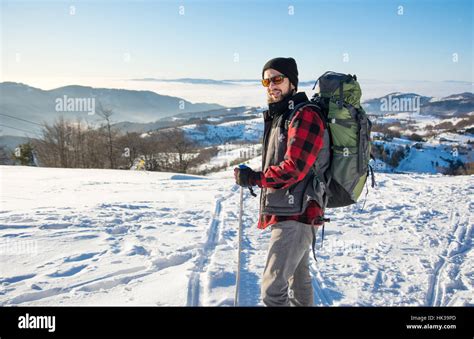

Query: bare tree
(34, 117), (110, 169)
(33, 116), (69, 167)
(157, 128), (197, 173)
(115, 132), (144, 169)
(32, 114), (200, 173)
(141, 133), (165, 171)
(96, 102), (117, 169)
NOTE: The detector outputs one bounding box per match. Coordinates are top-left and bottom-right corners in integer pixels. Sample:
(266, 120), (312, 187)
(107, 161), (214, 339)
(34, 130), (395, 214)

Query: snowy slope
(0, 165), (472, 306)
(181, 117), (263, 145)
(372, 137), (473, 174)
(192, 143), (262, 172)
(370, 111), (473, 133)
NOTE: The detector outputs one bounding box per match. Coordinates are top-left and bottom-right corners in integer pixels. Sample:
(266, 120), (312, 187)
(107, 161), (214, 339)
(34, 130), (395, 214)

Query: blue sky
(1, 0), (472, 85)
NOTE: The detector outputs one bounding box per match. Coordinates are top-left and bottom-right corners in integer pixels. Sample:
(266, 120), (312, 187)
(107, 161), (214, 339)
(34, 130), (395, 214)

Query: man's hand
(234, 165), (257, 187)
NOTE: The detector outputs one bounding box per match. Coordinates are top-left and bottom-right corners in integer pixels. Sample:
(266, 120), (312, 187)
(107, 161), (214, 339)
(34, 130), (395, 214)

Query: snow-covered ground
(0, 165), (472, 306)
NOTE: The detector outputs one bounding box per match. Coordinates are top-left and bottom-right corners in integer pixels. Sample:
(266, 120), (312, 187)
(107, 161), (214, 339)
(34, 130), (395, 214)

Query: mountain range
(0, 82), (223, 136)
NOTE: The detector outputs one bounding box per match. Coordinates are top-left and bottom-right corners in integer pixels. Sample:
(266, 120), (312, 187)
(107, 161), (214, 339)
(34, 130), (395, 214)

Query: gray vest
(260, 100), (331, 217)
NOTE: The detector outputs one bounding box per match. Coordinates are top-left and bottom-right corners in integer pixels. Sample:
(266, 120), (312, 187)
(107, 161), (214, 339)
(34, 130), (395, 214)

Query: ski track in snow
(186, 185), (239, 306)
(310, 265), (331, 306)
(0, 166), (472, 306)
(427, 208), (472, 306)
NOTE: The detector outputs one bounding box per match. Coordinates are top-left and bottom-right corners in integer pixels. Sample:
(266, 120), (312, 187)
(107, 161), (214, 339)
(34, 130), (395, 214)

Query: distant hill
(362, 92), (473, 117)
(421, 92), (474, 117)
(362, 92), (432, 115)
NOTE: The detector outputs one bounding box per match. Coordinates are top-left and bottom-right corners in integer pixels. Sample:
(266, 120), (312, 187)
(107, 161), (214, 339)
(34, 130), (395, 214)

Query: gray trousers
(261, 220), (314, 306)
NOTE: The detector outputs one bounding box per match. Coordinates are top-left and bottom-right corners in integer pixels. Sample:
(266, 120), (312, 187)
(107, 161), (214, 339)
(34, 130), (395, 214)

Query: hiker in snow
(234, 57), (327, 306)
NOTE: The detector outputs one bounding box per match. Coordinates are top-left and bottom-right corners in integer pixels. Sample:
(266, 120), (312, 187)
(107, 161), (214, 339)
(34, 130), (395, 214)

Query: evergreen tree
(13, 143), (35, 166)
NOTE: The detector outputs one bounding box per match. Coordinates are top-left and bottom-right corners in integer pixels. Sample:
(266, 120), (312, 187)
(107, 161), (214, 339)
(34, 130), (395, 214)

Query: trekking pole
(234, 186), (244, 306)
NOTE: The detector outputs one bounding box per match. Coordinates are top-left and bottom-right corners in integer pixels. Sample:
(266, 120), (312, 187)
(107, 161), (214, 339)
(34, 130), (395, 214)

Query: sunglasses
(261, 74), (287, 87)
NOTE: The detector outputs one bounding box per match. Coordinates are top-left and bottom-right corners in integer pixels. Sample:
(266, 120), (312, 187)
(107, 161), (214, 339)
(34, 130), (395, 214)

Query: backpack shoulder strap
(284, 102), (327, 130)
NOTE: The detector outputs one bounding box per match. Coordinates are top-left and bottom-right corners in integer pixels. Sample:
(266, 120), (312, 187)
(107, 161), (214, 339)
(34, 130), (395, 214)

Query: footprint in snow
(126, 245), (150, 256)
(0, 273), (37, 284)
(106, 226), (128, 235)
(177, 222), (196, 228)
(39, 223), (72, 230)
(63, 252), (101, 263)
(0, 225), (34, 230)
(73, 234), (99, 240)
(47, 265), (88, 278)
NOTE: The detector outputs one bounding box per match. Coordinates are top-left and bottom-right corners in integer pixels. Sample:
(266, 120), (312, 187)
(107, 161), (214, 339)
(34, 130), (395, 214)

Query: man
(234, 57), (328, 306)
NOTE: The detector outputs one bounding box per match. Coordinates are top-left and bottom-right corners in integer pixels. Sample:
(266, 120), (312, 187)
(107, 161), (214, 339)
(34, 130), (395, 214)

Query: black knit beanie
(262, 57), (299, 91)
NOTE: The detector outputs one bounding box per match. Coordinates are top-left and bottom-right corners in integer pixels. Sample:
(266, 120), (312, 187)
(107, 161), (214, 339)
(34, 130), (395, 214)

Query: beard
(266, 83), (293, 104)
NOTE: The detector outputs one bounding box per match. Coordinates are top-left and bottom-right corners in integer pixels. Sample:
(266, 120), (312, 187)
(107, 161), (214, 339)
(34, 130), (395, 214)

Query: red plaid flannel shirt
(253, 106), (325, 230)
